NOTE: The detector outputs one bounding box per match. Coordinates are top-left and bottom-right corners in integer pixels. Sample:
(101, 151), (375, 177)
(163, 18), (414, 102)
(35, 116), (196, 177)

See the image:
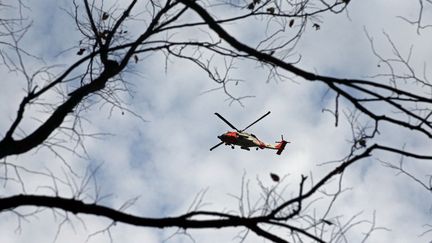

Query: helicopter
(210, 111), (289, 155)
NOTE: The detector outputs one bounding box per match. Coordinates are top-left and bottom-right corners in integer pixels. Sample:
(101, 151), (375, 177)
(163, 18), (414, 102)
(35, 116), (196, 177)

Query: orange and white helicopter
(210, 111), (289, 155)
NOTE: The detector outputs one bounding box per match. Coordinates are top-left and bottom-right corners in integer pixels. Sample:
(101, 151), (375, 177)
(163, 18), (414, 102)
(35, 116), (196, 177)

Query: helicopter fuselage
(218, 131), (266, 150)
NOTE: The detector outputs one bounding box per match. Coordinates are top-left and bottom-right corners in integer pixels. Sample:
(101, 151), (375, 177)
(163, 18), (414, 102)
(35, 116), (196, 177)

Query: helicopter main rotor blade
(241, 111), (271, 132)
(210, 141), (224, 151)
(214, 113), (240, 131)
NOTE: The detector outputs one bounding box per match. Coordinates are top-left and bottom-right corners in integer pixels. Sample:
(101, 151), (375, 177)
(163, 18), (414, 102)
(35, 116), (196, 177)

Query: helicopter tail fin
(275, 135), (290, 155)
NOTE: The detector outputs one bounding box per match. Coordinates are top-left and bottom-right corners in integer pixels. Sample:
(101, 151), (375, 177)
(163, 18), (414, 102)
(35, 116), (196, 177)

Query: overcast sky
(1, 0), (432, 242)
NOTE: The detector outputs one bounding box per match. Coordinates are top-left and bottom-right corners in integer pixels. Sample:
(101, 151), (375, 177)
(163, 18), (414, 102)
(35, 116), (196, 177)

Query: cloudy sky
(1, 0), (432, 242)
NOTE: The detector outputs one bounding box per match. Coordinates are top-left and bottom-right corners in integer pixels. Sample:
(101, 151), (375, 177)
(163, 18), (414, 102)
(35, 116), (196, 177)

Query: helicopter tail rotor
(275, 135), (290, 155)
